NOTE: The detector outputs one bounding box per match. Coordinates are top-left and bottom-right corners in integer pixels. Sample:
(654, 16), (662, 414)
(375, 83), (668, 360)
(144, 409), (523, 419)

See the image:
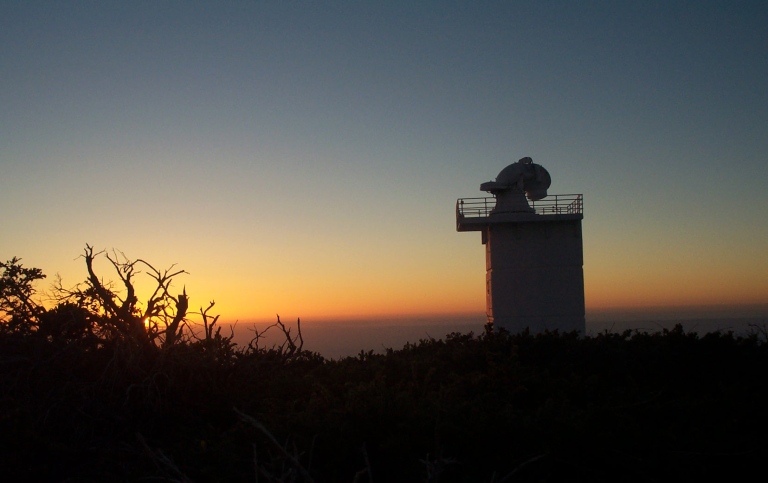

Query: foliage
(2, 250), (768, 481)
(0, 257), (46, 334)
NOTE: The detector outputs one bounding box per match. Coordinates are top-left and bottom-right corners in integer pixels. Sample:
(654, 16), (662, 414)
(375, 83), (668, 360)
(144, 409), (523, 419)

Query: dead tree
(134, 257), (189, 348)
(69, 245), (190, 347)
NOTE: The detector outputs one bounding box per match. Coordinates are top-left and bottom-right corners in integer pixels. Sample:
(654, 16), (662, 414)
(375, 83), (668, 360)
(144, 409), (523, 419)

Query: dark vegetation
(2, 248), (767, 482)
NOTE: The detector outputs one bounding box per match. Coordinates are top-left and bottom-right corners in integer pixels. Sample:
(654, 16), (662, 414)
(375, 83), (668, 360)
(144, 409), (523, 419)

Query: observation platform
(456, 194), (583, 232)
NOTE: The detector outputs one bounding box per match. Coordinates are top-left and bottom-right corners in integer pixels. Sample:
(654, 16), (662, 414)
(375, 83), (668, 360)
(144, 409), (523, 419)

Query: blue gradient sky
(2, 1), (767, 323)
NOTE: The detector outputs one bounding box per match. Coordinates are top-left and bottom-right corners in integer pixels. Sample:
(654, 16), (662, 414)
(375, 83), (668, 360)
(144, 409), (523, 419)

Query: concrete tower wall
(484, 218), (585, 333)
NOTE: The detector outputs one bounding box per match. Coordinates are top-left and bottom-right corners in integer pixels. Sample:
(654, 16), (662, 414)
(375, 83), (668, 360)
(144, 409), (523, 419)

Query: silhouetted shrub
(3, 252), (768, 481)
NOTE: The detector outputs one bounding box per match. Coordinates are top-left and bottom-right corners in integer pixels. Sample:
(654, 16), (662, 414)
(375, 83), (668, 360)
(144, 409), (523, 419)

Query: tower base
(484, 215), (585, 335)
(490, 315), (585, 334)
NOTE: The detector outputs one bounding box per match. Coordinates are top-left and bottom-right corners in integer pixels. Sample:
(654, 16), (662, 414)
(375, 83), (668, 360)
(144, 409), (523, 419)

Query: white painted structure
(456, 157), (585, 334)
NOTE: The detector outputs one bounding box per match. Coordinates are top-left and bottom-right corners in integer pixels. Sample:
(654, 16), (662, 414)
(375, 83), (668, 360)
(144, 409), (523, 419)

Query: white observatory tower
(456, 157), (585, 334)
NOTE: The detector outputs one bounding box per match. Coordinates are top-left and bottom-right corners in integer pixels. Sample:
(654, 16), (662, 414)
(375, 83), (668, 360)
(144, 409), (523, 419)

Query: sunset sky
(2, 1), (767, 325)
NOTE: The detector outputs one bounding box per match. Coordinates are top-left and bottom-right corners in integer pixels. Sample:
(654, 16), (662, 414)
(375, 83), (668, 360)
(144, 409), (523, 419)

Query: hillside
(2, 324), (767, 482)
(3, 253), (767, 481)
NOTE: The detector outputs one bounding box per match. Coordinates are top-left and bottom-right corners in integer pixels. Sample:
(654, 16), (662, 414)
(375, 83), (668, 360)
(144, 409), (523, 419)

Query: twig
(234, 407), (315, 483)
(136, 432), (193, 483)
(495, 453), (547, 483)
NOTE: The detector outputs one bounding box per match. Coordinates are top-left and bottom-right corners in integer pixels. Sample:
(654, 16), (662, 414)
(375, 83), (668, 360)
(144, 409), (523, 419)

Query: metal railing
(456, 194), (583, 218)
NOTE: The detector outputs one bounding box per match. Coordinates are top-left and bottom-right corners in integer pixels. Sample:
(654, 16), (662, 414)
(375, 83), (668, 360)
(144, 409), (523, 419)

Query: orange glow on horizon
(29, 232), (767, 327)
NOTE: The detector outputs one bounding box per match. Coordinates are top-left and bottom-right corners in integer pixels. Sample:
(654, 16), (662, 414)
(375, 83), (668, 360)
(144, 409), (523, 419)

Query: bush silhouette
(2, 249), (768, 481)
